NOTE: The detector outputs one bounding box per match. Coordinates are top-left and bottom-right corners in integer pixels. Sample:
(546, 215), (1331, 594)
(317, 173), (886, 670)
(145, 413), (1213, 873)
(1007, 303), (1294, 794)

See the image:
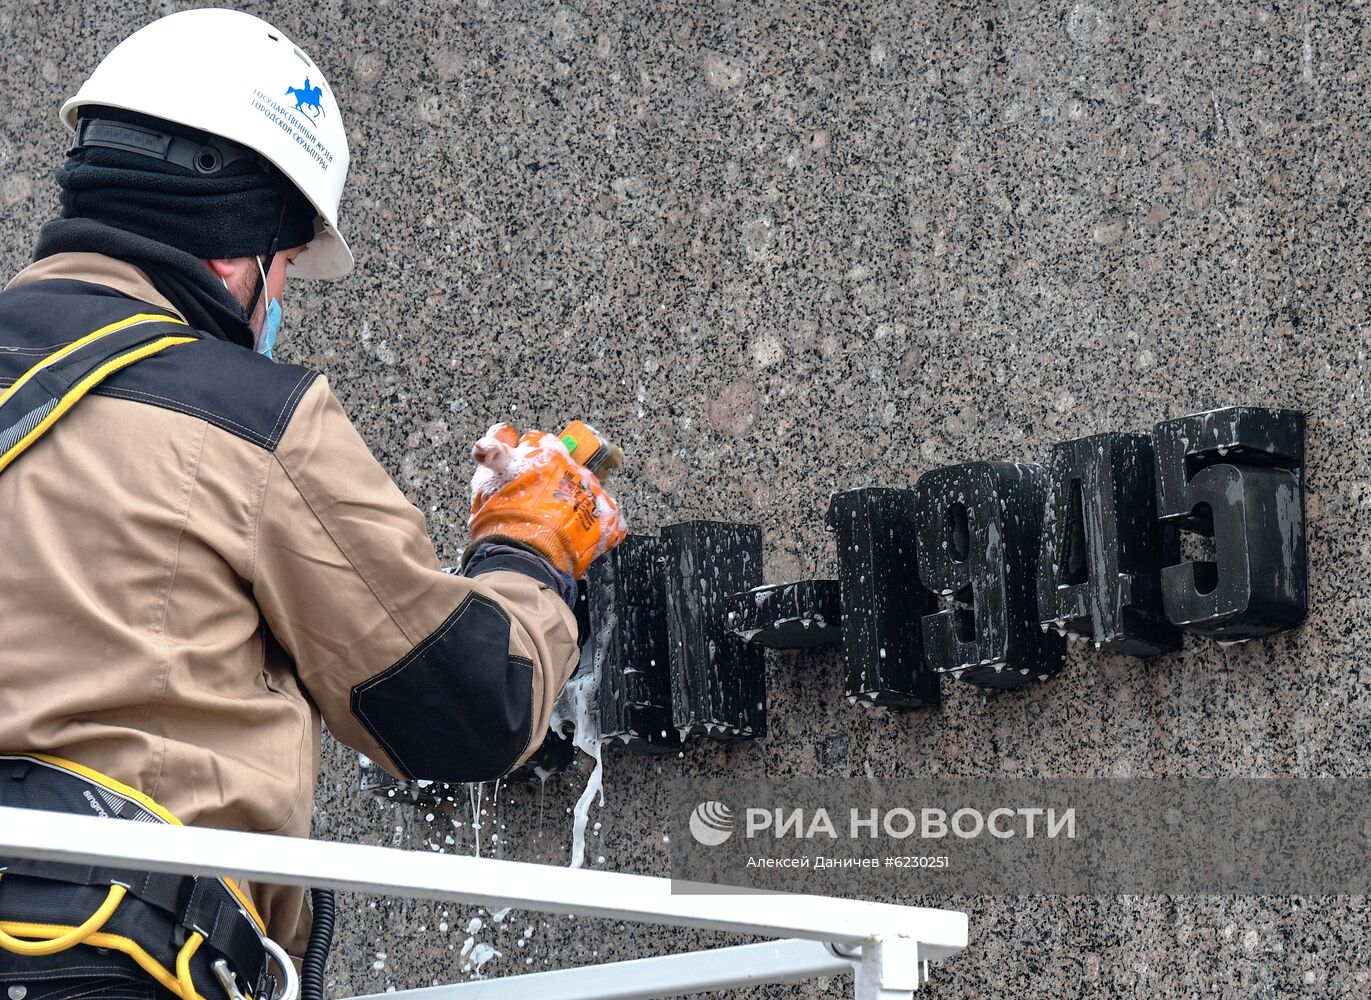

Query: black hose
(300, 887), (335, 1000)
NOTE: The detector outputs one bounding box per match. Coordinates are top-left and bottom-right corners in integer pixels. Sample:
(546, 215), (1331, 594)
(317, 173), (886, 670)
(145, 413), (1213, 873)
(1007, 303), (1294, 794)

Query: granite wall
(3, 1), (1367, 996)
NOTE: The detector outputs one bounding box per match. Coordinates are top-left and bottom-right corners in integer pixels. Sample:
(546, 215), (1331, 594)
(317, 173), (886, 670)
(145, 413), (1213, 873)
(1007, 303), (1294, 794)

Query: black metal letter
(662, 521), (766, 739)
(1152, 407), (1306, 639)
(585, 535), (681, 753)
(825, 488), (939, 708)
(1036, 433), (1180, 656)
(915, 462), (1064, 687)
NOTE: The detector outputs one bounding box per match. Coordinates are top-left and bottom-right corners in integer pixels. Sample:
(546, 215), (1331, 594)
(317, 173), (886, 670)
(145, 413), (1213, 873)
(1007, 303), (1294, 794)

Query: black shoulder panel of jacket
(350, 593), (535, 783)
(0, 279), (317, 451)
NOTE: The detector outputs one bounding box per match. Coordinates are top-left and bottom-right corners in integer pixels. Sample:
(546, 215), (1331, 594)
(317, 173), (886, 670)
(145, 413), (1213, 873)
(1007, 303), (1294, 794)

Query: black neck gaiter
(33, 218), (258, 349)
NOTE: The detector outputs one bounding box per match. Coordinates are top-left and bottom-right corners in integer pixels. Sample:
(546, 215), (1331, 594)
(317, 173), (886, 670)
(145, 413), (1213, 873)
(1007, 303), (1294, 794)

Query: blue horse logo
(285, 78), (326, 118)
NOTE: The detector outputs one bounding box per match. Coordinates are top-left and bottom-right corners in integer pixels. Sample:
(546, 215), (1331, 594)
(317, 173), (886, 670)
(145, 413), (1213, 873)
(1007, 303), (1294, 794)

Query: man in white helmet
(0, 9), (625, 1000)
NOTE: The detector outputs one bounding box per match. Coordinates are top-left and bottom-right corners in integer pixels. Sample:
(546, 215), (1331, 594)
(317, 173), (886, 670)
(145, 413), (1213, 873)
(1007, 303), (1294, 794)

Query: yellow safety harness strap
(0, 919), (208, 1000)
(0, 755), (273, 1000)
(0, 312), (194, 476)
(0, 878), (126, 956)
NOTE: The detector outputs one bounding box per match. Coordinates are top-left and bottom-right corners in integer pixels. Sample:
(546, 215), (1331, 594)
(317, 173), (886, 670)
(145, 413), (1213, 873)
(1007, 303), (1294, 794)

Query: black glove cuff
(462, 541), (578, 609)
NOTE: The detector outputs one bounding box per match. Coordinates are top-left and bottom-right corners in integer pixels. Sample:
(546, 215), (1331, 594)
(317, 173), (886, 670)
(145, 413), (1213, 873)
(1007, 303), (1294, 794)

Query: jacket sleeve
(251, 377), (579, 782)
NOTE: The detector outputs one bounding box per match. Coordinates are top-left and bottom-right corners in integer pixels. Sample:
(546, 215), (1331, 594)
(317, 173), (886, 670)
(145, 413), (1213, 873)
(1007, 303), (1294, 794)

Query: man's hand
(467, 422), (627, 579)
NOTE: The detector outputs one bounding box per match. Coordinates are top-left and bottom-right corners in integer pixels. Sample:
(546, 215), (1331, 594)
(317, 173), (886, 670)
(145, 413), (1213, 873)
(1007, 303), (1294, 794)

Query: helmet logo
(285, 78), (326, 118)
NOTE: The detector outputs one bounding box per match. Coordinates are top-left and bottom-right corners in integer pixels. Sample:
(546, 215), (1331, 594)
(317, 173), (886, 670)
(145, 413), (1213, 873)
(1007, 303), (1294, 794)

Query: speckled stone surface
(3, 1), (1369, 996)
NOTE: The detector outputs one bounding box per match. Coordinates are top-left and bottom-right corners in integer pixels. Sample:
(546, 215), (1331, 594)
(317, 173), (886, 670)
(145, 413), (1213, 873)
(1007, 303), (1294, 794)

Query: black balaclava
(35, 106), (315, 347)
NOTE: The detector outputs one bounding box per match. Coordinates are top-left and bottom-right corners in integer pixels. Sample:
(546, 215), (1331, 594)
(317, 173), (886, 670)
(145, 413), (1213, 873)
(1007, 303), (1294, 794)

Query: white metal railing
(0, 806), (967, 999)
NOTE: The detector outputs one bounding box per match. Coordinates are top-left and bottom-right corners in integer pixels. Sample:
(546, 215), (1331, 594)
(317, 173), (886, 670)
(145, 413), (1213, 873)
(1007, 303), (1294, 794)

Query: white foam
(551, 605), (616, 868)
(469, 943), (501, 973)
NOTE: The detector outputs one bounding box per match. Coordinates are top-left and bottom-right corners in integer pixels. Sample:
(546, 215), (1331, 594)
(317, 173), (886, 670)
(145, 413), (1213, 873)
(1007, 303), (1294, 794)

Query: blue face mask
(257, 297), (283, 360)
(253, 255), (283, 360)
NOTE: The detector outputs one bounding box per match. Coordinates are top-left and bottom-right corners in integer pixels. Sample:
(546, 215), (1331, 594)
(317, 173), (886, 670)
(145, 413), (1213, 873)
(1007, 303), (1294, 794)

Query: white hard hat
(61, 8), (352, 279)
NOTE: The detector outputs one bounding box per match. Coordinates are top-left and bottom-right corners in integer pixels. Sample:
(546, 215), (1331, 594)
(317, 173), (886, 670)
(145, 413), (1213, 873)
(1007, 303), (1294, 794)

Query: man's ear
(202, 258), (238, 281)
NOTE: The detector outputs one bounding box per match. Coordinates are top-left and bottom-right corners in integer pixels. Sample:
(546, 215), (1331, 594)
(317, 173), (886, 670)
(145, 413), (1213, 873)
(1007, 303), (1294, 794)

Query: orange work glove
(467, 422), (628, 579)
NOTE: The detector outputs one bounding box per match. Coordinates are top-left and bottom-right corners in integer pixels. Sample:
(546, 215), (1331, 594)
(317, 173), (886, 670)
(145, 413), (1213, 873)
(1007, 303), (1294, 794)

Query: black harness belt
(0, 755), (279, 1000)
(0, 312), (195, 475)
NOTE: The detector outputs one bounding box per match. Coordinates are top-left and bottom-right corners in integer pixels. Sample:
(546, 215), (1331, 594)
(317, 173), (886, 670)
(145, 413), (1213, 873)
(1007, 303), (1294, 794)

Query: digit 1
(825, 488), (939, 708)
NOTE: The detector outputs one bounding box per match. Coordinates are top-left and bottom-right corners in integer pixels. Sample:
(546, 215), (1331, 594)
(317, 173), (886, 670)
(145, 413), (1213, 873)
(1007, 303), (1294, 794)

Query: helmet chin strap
(254, 254), (270, 305)
(242, 189), (291, 336)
